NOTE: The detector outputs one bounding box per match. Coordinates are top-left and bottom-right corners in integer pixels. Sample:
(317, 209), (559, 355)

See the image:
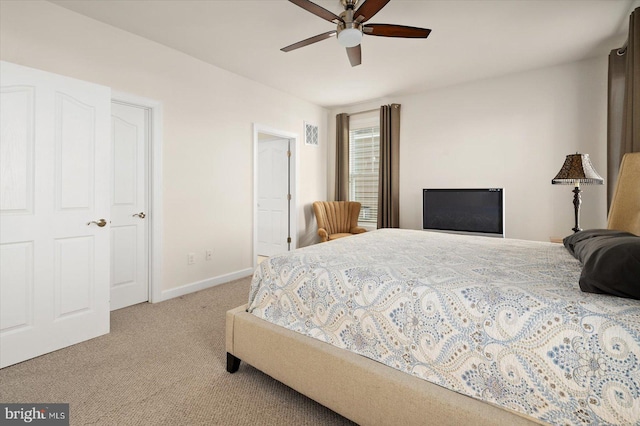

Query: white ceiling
(50, 0), (634, 109)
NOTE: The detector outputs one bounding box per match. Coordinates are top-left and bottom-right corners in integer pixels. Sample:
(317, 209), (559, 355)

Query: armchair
(312, 201), (368, 242)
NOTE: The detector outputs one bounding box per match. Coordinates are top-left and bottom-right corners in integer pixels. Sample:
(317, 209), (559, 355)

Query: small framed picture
(305, 122), (319, 146)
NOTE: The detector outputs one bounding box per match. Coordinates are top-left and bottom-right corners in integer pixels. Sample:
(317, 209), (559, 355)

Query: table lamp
(552, 153), (604, 233)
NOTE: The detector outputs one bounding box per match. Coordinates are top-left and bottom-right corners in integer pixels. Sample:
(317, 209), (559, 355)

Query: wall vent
(305, 122), (319, 146)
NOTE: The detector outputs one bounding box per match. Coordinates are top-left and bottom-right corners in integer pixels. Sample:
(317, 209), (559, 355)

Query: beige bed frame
(226, 153), (639, 425)
(226, 305), (542, 425)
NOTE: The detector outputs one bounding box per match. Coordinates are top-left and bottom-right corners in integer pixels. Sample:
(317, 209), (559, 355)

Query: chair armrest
(350, 227), (367, 234)
(317, 228), (329, 242)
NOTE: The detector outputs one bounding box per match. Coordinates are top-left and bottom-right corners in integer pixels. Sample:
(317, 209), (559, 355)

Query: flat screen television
(423, 188), (504, 237)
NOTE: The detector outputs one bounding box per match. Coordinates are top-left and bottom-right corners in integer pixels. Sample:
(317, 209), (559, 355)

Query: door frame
(111, 91), (163, 304)
(253, 124), (298, 268)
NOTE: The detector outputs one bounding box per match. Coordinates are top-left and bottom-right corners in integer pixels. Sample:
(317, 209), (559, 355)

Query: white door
(257, 138), (290, 256)
(0, 61), (111, 368)
(110, 102), (148, 311)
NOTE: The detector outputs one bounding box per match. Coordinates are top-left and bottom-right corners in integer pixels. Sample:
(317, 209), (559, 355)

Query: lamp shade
(552, 153), (604, 185)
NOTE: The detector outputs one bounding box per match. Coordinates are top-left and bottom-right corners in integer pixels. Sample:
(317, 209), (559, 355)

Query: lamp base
(572, 186), (582, 233)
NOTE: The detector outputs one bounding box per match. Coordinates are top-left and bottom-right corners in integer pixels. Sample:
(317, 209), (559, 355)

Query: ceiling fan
(281, 0), (431, 67)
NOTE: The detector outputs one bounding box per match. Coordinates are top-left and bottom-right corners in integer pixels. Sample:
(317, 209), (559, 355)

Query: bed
(226, 154), (640, 426)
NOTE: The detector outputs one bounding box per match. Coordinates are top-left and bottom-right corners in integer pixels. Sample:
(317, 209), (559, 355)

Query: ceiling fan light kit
(337, 3), (363, 47)
(337, 27), (362, 47)
(283, 0), (431, 67)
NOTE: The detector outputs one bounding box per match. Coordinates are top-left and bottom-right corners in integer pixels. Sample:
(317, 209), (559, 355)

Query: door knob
(133, 212), (146, 219)
(87, 219), (107, 227)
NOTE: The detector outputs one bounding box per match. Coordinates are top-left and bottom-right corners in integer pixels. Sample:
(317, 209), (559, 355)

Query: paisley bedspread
(247, 229), (640, 425)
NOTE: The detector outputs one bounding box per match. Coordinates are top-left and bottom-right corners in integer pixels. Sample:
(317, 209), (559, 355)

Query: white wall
(329, 57), (609, 241)
(0, 1), (328, 295)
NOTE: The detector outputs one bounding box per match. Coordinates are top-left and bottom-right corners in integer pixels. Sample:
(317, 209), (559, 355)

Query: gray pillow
(563, 229), (640, 300)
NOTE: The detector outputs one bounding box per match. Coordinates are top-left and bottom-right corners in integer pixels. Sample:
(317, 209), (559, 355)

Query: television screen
(423, 188), (504, 236)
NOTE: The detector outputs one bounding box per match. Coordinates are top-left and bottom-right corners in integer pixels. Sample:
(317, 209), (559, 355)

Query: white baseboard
(159, 267), (254, 302)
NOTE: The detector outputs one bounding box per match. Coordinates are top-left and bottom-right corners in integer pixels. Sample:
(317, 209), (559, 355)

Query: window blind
(349, 126), (380, 223)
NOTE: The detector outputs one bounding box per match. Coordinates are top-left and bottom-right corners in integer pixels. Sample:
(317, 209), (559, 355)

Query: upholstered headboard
(607, 152), (640, 236)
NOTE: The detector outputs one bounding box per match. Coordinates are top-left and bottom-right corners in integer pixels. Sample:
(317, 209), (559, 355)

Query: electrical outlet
(187, 253), (195, 265)
(205, 249), (213, 261)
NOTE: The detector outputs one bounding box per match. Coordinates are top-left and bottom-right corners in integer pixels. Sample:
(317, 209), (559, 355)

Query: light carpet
(0, 277), (355, 425)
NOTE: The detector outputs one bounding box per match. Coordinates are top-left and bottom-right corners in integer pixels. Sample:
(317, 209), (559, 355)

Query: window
(349, 113), (380, 223)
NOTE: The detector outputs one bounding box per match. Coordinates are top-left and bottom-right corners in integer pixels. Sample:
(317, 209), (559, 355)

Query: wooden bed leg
(226, 352), (241, 373)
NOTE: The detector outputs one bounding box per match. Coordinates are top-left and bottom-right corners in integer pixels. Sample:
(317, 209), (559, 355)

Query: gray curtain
(335, 113), (349, 201)
(608, 7), (640, 208)
(377, 104), (401, 229)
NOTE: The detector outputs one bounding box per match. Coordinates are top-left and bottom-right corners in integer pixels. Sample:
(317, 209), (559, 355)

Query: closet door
(110, 102), (149, 310)
(0, 61), (111, 368)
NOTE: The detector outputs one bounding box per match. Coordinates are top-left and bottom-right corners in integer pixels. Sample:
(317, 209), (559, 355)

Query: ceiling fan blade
(346, 45), (362, 67)
(363, 24), (431, 38)
(354, 0), (390, 23)
(288, 0), (343, 23)
(281, 31), (337, 52)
